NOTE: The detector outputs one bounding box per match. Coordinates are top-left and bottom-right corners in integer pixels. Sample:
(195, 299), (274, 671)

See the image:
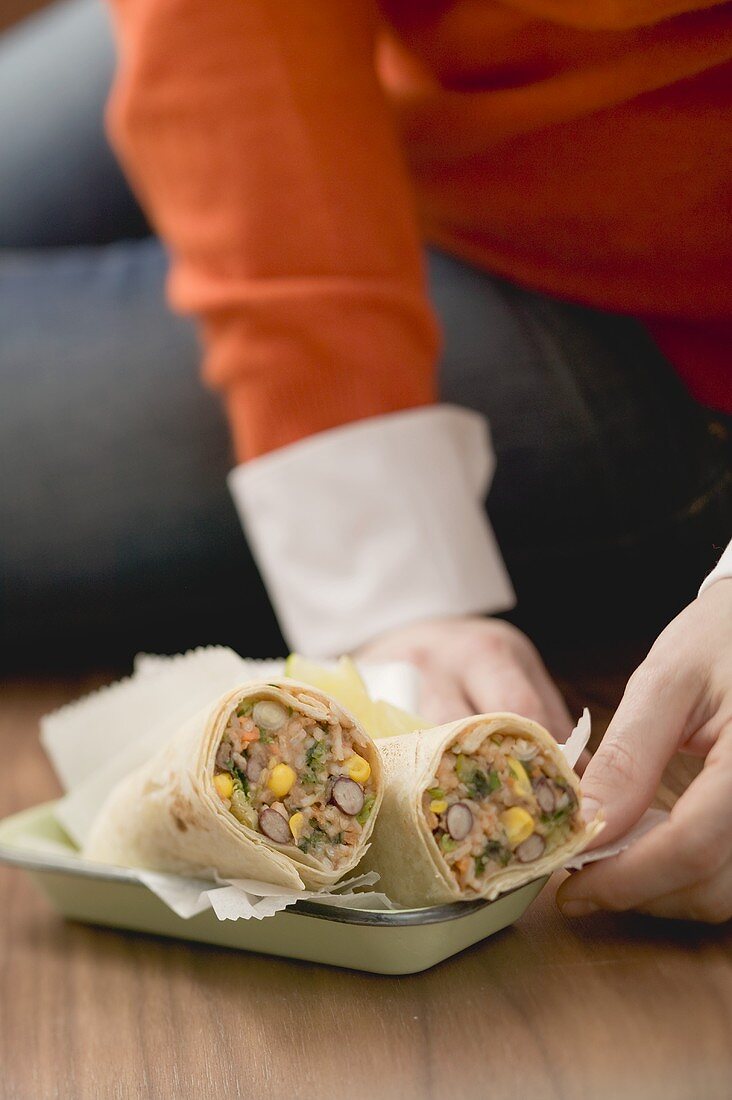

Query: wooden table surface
(1, 652), (731, 1100)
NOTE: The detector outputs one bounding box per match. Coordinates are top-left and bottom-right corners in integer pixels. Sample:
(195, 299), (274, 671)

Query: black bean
(216, 741), (233, 771)
(533, 778), (555, 813)
(446, 802), (473, 841)
(554, 784), (574, 810)
(331, 778), (365, 816)
(516, 834), (545, 863)
(258, 808), (291, 844)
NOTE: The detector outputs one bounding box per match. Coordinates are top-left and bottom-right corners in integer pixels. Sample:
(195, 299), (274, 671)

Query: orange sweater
(106, 0), (732, 461)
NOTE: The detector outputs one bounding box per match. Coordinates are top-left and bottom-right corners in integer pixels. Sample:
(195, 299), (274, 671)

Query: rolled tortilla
(83, 679), (383, 890)
(360, 712), (603, 907)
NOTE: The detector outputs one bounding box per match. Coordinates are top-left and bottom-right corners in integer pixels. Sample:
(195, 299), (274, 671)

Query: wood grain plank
(1, 658), (730, 1100)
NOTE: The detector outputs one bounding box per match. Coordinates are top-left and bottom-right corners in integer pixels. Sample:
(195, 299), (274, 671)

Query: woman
(1, 0), (731, 920)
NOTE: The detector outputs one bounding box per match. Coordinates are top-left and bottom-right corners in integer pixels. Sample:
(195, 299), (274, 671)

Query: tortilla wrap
(83, 679), (383, 890)
(360, 712), (603, 907)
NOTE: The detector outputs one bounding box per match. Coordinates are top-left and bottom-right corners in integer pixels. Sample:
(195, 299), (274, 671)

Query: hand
(558, 579), (732, 923)
(354, 615), (573, 741)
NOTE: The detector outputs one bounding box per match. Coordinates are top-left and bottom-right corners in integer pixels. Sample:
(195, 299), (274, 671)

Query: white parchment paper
(135, 869), (395, 921)
(38, 652), (668, 920)
(559, 708), (670, 868)
(40, 648), (416, 918)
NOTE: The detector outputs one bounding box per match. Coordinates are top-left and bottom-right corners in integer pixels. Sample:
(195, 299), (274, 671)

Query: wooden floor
(3, 6), (730, 1097)
(1, 0), (49, 34)
(1, 649), (731, 1100)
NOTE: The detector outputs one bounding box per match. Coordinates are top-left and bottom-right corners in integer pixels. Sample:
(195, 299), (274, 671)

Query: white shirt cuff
(698, 539), (732, 597)
(228, 405), (515, 656)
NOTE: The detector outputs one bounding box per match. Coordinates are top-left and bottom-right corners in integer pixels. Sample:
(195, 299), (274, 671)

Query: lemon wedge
(284, 654), (428, 739)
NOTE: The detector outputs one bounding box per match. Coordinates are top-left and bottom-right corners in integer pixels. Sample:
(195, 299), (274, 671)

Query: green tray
(0, 802), (547, 974)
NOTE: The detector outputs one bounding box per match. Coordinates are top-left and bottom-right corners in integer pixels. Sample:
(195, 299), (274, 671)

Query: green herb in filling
(440, 834), (457, 853)
(456, 754), (501, 800)
(548, 821), (572, 850)
(227, 763), (249, 795)
(474, 839), (511, 874)
(427, 786), (444, 800)
(298, 825), (329, 853)
(455, 754), (471, 782)
(235, 703), (253, 718)
(540, 806), (571, 827)
(303, 738), (328, 784)
(469, 768), (501, 799)
(356, 793), (375, 826)
(230, 788), (256, 828)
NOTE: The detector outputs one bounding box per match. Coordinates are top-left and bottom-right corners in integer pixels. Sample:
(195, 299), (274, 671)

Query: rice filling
(213, 690), (376, 869)
(423, 730), (582, 892)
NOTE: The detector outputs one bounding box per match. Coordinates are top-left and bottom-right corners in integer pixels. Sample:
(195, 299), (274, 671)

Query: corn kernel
(507, 757), (532, 798)
(267, 763), (297, 799)
(289, 811), (305, 840)
(429, 799), (448, 815)
(346, 754), (371, 783)
(500, 806), (535, 847)
(214, 772), (234, 801)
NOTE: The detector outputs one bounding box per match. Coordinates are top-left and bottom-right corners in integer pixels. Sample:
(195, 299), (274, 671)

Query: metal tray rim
(0, 803), (546, 928)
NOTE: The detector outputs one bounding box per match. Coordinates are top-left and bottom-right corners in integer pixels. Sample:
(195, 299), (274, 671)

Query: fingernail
(560, 899), (599, 918)
(581, 798), (600, 824)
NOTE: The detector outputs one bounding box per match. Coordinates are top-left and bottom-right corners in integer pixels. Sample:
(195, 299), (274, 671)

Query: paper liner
(563, 807), (669, 870)
(42, 647), (252, 791)
(560, 707), (591, 768)
(135, 869), (394, 921)
(81, 677), (384, 890)
(39, 653), (666, 921)
(358, 708), (604, 907)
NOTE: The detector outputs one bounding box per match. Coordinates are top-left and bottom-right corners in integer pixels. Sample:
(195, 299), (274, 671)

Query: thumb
(580, 661), (692, 846)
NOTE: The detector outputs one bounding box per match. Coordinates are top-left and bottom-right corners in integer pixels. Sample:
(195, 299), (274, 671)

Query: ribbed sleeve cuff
(228, 405), (515, 656)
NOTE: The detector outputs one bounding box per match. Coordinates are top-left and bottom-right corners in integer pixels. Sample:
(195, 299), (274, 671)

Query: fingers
(461, 658), (554, 731)
(558, 857), (732, 923)
(559, 844), (732, 924)
(462, 651), (572, 742)
(356, 614), (572, 739)
(574, 748), (592, 776)
(558, 729), (732, 920)
(578, 658), (700, 845)
(455, 624), (572, 740)
(418, 668), (474, 726)
(522, 660), (573, 742)
(635, 859), (732, 922)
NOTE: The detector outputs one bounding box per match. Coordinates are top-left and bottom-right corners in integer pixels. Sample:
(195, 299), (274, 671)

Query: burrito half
(83, 679), (383, 890)
(361, 712), (603, 907)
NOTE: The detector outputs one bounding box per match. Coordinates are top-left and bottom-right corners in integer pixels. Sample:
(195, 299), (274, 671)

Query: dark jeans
(1, 0), (730, 669)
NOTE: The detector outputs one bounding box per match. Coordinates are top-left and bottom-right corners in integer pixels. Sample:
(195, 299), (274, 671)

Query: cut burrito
(83, 679), (383, 890)
(360, 712), (603, 907)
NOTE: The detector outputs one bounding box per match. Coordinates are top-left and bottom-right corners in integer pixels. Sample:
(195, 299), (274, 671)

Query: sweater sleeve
(105, 0), (515, 654)
(105, 0), (440, 460)
(502, 0), (728, 30)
